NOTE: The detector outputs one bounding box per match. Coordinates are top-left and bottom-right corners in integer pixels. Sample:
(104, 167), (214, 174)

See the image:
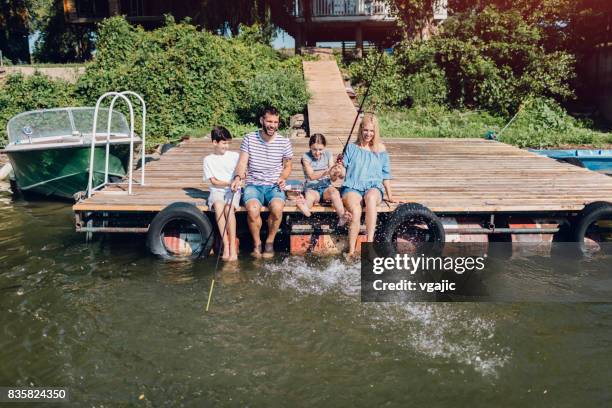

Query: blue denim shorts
(340, 186), (383, 199)
(305, 180), (332, 197)
(243, 184), (286, 206)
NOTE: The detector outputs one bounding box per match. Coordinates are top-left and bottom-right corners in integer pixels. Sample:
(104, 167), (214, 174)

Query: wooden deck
(73, 136), (612, 214)
(73, 60), (612, 217)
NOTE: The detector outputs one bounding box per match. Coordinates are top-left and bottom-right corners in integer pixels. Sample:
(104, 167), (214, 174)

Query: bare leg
(324, 187), (351, 226)
(343, 192), (363, 256)
(226, 204), (238, 261)
(213, 201), (230, 260)
(245, 200), (263, 257)
(265, 199), (285, 246)
(364, 189), (382, 242)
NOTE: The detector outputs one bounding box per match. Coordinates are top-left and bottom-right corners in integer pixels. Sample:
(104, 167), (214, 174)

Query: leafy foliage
(0, 0), (33, 62)
(350, 5), (574, 117)
(377, 98), (612, 148)
(0, 73), (79, 144)
(499, 97), (610, 148)
(33, 0), (95, 62)
(0, 17), (308, 147)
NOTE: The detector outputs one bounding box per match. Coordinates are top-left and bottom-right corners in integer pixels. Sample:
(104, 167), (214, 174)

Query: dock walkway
(74, 60), (612, 222)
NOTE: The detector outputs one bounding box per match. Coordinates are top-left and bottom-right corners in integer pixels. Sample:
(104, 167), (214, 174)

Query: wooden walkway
(73, 60), (612, 216)
(303, 60), (357, 141)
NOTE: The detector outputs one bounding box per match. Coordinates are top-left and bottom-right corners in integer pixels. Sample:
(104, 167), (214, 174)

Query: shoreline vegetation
(2, 10), (610, 150)
(0, 17), (309, 149)
(377, 105), (612, 149)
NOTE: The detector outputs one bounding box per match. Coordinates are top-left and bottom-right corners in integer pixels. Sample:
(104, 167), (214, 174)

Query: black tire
(147, 202), (214, 260)
(571, 201), (612, 254)
(379, 203), (445, 253)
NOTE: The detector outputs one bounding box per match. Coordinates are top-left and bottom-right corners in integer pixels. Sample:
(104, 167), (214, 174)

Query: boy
(204, 126), (241, 261)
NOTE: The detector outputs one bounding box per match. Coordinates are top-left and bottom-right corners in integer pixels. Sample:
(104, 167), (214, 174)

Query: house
(64, 0), (447, 56)
(276, 0), (397, 56)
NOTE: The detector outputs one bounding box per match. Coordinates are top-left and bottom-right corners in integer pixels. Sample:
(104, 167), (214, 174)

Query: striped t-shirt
(240, 131), (293, 185)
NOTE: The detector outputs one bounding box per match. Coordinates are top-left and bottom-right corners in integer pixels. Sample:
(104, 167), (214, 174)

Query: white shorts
(208, 189), (241, 209)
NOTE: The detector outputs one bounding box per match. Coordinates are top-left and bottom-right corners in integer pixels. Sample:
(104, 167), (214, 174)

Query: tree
(33, 0), (95, 62)
(194, 0), (276, 44)
(0, 0), (32, 63)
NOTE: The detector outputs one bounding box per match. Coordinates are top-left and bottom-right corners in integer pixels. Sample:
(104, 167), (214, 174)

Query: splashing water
(260, 256), (510, 377)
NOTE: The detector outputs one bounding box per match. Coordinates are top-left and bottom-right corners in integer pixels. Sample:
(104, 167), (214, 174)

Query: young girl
(296, 133), (351, 226)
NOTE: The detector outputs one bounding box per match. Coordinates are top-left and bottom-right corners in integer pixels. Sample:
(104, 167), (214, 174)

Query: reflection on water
(1, 189), (612, 406)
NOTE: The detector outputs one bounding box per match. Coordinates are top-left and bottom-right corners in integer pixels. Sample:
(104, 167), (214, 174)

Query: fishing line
(206, 189), (236, 312)
(341, 42), (397, 156)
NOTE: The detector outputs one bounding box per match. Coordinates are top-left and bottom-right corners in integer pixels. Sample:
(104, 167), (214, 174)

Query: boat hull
(5, 144), (132, 199)
(530, 149), (612, 173)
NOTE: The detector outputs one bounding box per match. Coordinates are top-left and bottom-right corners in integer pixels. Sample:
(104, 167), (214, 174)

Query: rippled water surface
(1, 187), (612, 406)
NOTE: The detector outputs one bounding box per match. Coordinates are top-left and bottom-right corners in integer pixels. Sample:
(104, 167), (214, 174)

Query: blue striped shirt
(240, 131), (293, 185)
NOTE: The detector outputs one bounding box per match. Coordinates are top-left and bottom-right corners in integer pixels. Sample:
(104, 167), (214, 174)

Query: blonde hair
(356, 113), (383, 152)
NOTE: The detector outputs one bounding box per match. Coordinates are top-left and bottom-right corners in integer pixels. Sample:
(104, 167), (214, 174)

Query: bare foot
(222, 250), (230, 261)
(251, 243), (262, 259)
(343, 252), (357, 262)
(262, 242), (275, 259)
(296, 196), (312, 217)
(338, 211), (352, 227)
(228, 254), (239, 262)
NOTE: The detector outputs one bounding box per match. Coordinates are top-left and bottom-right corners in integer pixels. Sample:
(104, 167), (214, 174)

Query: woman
(340, 113), (396, 257)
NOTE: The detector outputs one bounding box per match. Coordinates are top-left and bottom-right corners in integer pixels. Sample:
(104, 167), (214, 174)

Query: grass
(378, 105), (612, 149)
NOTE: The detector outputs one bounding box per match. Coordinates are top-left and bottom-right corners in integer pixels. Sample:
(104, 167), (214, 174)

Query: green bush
(0, 73), (79, 145)
(376, 99), (611, 148)
(0, 17), (308, 147)
(74, 16), (308, 146)
(348, 52), (411, 109)
(238, 69), (309, 125)
(500, 97), (610, 148)
(347, 6), (574, 118)
(378, 105), (504, 139)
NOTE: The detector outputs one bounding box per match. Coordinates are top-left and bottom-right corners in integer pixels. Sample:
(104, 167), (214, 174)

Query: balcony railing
(293, 0), (392, 18)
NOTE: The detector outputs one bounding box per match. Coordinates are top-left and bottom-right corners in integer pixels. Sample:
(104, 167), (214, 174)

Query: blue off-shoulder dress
(342, 143), (392, 197)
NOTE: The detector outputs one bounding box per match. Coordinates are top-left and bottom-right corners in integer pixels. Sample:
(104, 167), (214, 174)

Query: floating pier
(72, 60), (612, 256)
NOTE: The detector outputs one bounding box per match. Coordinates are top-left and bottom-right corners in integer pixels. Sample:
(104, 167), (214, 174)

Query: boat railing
(87, 91), (147, 197)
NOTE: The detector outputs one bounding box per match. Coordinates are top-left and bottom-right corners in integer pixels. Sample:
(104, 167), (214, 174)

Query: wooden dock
(73, 136), (612, 214)
(73, 60), (612, 232)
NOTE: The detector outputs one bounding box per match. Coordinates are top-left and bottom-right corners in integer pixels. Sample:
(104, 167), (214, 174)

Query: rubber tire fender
(147, 202), (214, 260)
(379, 202), (445, 247)
(571, 201), (612, 243)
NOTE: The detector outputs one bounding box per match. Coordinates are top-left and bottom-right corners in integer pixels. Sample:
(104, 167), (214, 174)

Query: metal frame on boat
(87, 91), (147, 196)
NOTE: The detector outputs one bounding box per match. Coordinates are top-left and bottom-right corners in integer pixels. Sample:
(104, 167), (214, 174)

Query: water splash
(260, 256), (510, 377)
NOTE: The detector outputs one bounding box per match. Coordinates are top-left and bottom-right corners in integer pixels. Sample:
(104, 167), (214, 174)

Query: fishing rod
(206, 189), (237, 312)
(341, 43), (395, 157)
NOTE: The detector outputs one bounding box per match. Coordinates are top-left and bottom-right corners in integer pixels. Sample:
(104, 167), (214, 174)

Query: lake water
(1, 187), (611, 406)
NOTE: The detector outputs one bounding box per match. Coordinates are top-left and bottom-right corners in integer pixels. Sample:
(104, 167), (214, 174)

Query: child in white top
(203, 126), (240, 261)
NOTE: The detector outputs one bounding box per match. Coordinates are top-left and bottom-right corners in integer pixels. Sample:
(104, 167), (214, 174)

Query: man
(230, 106), (293, 258)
